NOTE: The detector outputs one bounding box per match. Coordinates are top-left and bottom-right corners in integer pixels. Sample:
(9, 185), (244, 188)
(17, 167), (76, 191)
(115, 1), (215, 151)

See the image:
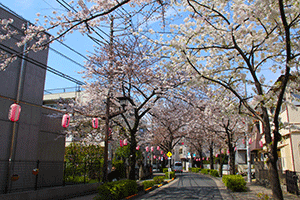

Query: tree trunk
(129, 129), (137, 180)
(209, 142), (214, 170)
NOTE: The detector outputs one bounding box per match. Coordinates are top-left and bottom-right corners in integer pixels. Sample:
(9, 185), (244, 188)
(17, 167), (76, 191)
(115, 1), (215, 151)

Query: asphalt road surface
(139, 173), (225, 200)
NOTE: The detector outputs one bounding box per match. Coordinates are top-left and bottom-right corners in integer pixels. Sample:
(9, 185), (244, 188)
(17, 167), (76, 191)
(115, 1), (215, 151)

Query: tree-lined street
(140, 173), (226, 200)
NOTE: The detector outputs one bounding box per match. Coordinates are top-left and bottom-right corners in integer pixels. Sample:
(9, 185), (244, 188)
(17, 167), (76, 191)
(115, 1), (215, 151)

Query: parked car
(152, 164), (160, 172)
(173, 162), (183, 173)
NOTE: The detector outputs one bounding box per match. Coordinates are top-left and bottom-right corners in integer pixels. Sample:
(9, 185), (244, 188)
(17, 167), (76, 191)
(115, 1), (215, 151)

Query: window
(179, 148), (183, 154)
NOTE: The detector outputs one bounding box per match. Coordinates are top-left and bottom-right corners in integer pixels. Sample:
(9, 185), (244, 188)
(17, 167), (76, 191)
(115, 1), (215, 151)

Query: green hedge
(222, 175), (247, 192)
(209, 169), (219, 177)
(142, 180), (155, 190)
(189, 168), (201, 173)
(153, 176), (165, 184)
(95, 179), (137, 200)
(165, 171), (175, 179)
(163, 168), (169, 173)
(201, 169), (211, 174)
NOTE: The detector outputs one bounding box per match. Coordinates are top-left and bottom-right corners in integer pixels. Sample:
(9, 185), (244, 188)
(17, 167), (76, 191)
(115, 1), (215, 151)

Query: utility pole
(103, 15), (114, 183)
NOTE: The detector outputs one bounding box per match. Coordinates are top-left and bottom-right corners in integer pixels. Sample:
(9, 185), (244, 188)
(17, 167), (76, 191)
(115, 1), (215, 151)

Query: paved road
(139, 173), (226, 200)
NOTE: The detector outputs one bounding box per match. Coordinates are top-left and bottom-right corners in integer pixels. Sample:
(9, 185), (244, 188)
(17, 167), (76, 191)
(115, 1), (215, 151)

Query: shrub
(95, 179), (137, 200)
(142, 180), (155, 190)
(65, 175), (90, 183)
(201, 169), (209, 174)
(222, 175), (246, 192)
(191, 168), (201, 173)
(163, 168), (169, 173)
(210, 170), (219, 177)
(165, 171), (175, 179)
(153, 176), (165, 184)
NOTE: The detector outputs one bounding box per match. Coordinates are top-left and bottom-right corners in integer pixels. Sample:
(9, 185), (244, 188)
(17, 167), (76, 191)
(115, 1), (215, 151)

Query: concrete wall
(0, 183), (101, 200)
(0, 6), (65, 193)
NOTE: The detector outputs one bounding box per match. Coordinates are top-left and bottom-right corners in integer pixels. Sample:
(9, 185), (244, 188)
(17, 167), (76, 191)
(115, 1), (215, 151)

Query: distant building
(0, 6), (65, 193)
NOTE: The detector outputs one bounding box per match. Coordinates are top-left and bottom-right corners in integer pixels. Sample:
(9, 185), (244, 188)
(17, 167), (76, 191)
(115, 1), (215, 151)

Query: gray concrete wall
(0, 183), (101, 200)
(0, 6), (65, 194)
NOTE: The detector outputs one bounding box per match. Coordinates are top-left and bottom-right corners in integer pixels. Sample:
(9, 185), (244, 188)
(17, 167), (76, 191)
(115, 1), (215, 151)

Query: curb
(125, 177), (177, 200)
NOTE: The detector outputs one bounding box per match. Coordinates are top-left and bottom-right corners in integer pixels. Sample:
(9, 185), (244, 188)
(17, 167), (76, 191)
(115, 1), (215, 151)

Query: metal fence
(286, 170), (299, 195)
(0, 160), (103, 194)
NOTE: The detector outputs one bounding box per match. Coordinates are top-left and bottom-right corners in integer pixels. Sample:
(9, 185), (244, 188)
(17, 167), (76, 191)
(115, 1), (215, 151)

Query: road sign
(167, 152), (172, 157)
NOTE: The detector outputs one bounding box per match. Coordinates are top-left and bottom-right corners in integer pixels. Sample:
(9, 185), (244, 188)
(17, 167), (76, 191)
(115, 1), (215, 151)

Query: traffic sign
(167, 152), (172, 157)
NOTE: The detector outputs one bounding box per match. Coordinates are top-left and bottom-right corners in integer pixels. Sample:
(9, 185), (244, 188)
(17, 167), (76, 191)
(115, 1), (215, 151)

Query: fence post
(35, 160), (40, 190)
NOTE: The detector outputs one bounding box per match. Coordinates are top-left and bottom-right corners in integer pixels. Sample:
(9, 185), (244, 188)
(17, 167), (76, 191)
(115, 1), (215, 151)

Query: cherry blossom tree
(147, 1), (300, 199)
(149, 99), (193, 153)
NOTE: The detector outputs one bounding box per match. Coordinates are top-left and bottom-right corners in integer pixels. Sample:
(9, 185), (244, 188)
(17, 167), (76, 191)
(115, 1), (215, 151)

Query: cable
(0, 43), (84, 85)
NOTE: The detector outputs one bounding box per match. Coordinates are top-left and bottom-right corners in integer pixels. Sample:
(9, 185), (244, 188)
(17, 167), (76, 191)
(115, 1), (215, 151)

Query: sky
(1, 0), (103, 93)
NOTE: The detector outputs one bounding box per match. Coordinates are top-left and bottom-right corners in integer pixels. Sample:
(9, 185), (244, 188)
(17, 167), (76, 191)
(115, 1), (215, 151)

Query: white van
(173, 162), (183, 173)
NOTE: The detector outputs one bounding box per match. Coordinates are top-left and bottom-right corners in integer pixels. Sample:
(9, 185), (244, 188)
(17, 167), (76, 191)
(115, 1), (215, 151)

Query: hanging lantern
(136, 145), (140, 150)
(151, 146), (154, 152)
(8, 103), (21, 122)
(157, 146), (160, 150)
(153, 155), (156, 159)
(194, 157), (196, 160)
(92, 118), (98, 129)
(234, 147), (237, 151)
(227, 149), (230, 154)
(216, 154), (218, 158)
(206, 157), (209, 161)
(249, 138), (252, 145)
(161, 150), (163, 155)
(123, 139), (128, 146)
(181, 142), (184, 145)
(158, 156), (161, 160)
(259, 140), (263, 147)
(202, 157), (205, 160)
(62, 114), (70, 128)
(120, 140), (123, 147)
(242, 139), (245, 144)
(146, 146), (149, 152)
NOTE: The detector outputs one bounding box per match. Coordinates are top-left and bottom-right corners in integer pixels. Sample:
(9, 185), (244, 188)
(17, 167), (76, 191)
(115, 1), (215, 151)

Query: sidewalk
(211, 176), (300, 200)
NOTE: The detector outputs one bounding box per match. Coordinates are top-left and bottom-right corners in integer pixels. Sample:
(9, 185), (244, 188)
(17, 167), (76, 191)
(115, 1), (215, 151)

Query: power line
(0, 43), (85, 85)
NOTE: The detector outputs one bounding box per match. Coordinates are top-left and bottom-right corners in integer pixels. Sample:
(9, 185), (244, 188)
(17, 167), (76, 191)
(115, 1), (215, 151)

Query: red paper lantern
(259, 140), (263, 147)
(146, 146), (149, 152)
(136, 145), (140, 150)
(8, 103), (21, 122)
(242, 139), (245, 144)
(181, 142), (184, 145)
(120, 140), (123, 147)
(123, 139), (128, 146)
(160, 150), (163, 155)
(249, 138), (252, 145)
(151, 146), (154, 152)
(202, 157), (204, 160)
(227, 149), (230, 154)
(157, 146), (160, 150)
(221, 150), (224, 154)
(206, 157), (209, 161)
(153, 155), (156, 159)
(92, 118), (98, 129)
(62, 114), (70, 128)
(234, 147), (237, 151)
(216, 154), (218, 157)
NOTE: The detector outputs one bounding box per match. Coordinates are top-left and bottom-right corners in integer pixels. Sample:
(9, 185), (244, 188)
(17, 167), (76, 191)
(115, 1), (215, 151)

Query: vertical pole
(5, 23), (29, 193)
(103, 15), (114, 183)
(35, 160), (39, 190)
(247, 134), (251, 183)
(63, 161), (66, 186)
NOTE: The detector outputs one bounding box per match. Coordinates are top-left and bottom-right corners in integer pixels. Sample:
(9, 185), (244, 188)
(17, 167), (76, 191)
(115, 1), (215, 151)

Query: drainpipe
(5, 22), (29, 193)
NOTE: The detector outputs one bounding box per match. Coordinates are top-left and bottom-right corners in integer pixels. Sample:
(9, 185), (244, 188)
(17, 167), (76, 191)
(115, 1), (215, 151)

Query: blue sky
(2, 0), (100, 93)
